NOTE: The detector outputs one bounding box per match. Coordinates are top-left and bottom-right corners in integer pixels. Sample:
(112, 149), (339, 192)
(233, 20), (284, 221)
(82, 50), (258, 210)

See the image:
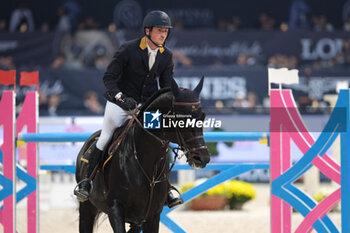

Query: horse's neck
(144, 92), (172, 113)
(133, 126), (168, 176)
(135, 92), (173, 162)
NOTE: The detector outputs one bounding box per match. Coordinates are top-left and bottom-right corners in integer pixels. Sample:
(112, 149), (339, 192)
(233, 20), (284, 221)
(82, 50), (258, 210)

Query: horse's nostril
(193, 155), (202, 162)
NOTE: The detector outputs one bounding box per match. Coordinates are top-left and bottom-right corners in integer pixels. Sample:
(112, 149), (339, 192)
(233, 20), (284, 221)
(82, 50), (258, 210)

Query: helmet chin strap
(146, 34), (163, 48)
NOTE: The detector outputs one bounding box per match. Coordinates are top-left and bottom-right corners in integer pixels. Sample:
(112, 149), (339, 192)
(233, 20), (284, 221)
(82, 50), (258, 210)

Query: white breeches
(96, 101), (131, 150)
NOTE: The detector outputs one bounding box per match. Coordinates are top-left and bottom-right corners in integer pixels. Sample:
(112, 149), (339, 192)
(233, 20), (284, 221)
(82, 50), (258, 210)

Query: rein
(131, 112), (181, 225)
(130, 100), (207, 225)
(103, 115), (136, 170)
(131, 129), (168, 225)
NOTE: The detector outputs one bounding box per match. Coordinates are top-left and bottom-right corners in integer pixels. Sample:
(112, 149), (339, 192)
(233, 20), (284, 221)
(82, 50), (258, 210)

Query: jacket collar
(139, 36), (164, 53)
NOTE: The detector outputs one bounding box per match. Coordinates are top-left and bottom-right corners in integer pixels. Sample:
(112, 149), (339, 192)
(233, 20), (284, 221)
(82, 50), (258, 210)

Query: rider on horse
(74, 10), (183, 208)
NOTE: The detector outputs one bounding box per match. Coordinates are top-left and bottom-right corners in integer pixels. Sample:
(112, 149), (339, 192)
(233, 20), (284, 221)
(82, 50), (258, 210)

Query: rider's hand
(117, 94), (137, 111)
(122, 97), (137, 111)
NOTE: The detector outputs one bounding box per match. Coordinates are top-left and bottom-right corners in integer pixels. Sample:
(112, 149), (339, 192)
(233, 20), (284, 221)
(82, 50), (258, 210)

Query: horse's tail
(75, 130), (101, 182)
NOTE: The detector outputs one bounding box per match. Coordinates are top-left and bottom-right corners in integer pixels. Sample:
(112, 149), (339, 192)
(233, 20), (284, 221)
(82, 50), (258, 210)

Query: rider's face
(146, 27), (169, 46)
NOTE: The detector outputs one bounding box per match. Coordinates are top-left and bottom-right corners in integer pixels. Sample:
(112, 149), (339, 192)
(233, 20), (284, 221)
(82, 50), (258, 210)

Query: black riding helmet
(143, 10), (172, 47)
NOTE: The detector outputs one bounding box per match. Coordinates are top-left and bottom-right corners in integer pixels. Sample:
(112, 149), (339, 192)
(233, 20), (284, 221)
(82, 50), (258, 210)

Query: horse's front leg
(142, 214), (160, 233)
(107, 199), (126, 233)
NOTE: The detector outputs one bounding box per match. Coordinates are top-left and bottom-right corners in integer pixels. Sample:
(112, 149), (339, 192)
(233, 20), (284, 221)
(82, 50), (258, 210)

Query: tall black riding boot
(166, 181), (184, 209)
(74, 145), (103, 202)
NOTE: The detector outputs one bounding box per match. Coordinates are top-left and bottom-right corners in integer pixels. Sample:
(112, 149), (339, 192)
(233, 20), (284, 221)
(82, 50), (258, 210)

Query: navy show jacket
(103, 36), (174, 104)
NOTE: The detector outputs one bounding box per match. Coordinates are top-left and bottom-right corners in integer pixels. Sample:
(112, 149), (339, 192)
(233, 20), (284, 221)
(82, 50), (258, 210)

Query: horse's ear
(171, 79), (180, 97)
(193, 76), (204, 96)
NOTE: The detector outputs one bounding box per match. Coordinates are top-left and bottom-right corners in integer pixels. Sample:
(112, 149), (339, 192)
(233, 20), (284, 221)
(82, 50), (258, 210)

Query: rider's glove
(115, 92), (137, 111)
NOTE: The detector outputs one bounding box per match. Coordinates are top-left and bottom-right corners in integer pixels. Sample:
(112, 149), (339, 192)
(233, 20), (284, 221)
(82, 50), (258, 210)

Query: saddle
(81, 116), (136, 177)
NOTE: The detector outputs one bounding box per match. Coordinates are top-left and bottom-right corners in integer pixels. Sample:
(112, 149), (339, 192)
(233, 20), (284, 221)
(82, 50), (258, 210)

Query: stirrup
(168, 185), (184, 208)
(170, 185), (183, 197)
(73, 178), (93, 202)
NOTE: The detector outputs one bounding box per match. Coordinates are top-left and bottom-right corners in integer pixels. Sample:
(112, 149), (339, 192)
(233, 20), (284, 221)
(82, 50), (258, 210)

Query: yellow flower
(206, 184), (228, 196)
(180, 182), (196, 193)
(180, 179), (256, 210)
(313, 190), (331, 203)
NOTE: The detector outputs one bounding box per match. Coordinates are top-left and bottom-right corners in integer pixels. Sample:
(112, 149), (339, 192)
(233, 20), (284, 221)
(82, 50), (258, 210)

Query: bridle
(171, 98), (208, 160)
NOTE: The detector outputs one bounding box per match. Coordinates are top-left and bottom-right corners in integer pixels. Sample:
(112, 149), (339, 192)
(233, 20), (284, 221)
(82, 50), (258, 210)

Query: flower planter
(229, 202), (243, 210)
(190, 196), (227, 211)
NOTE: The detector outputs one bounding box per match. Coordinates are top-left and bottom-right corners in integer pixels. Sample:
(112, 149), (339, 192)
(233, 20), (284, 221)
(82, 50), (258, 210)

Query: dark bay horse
(75, 78), (210, 233)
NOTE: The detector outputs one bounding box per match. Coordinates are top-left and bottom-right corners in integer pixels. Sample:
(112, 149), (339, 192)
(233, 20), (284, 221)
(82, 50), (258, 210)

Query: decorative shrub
(180, 179), (256, 210)
(225, 180), (256, 210)
(206, 128), (233, 156)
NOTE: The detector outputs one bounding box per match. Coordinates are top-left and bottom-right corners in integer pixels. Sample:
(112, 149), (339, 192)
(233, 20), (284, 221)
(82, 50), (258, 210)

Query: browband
(172, 100), (201, 106)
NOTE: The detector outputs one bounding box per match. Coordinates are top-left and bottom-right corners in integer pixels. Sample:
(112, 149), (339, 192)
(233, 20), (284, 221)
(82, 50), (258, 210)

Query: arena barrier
(0, 70), (16, 233)
(268, 67), (348, 233)
(0, 70), (39, 233)
(270, 88), (349, 233)
(18, 131), (268, 143)
(1, 68), (349, 232)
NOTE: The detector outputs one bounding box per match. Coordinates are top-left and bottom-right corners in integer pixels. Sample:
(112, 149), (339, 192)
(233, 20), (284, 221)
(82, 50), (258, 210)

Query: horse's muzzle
(187, 146), (210, 169)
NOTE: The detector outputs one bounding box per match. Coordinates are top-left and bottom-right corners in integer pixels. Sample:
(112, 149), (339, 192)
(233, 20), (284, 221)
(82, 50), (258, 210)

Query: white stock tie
(148, 51), (156, 70)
